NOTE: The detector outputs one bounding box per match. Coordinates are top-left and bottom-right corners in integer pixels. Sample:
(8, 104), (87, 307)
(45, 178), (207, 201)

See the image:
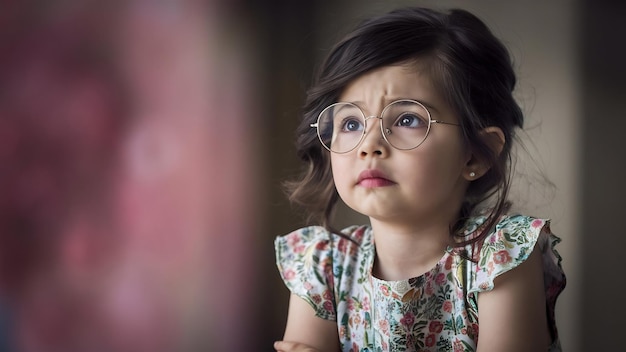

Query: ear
(463, 126), (506, 181)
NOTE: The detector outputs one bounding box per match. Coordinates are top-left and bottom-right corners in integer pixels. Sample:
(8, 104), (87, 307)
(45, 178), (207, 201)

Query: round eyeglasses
(310, 99), (460, 153)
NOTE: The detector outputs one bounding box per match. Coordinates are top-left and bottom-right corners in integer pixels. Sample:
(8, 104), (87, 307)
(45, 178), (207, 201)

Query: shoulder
(463, 213), (548, 243)
(275, 225), (370, 261)
(481, 214), (549, 256)
(464, 213), (550, 254)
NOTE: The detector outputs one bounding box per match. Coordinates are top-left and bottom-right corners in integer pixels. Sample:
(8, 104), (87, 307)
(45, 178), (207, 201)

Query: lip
(357, 169), (395, 188)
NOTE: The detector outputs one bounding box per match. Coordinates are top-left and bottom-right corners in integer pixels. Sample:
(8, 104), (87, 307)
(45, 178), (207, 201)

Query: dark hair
(285, 7), (523, 247)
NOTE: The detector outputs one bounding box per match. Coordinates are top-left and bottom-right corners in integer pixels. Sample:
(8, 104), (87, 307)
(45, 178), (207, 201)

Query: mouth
(357, 169), (395, 188)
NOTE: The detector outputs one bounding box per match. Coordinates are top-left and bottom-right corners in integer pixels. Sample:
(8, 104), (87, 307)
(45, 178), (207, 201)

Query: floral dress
(275, 214), (566, 352)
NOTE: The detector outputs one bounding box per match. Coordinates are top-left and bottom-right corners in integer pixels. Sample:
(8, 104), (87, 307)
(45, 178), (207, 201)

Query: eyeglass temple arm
(431, 120), (460, 126)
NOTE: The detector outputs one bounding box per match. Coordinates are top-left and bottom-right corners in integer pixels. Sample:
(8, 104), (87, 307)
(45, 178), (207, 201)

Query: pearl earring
(469, 172), (476, 178)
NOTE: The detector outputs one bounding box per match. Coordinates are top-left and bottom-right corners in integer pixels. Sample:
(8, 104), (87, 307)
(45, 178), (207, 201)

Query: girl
(274, 6), (565, 352)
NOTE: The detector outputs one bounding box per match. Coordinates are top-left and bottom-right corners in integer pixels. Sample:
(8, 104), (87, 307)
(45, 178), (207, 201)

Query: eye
(340, 117), (364, 132)
(394, 112), (427, 128)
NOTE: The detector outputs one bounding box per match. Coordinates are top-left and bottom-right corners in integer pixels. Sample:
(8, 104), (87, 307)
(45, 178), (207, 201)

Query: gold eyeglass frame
(310, 99), (460, 154)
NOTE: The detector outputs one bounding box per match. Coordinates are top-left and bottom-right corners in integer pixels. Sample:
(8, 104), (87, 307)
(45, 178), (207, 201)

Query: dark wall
(245, 0), (317, 345)
(580, 1), (626, 351)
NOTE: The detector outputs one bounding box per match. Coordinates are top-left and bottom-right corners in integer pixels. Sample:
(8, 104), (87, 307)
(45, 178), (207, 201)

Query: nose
(357, 116), (388, 158)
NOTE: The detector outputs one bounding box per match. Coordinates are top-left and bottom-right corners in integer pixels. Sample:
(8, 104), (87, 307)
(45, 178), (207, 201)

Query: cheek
(330, 156), (341, 181)
(425, 133), (468, 166)
(330, 155), (350, 191)
(412, 142), (468, 183)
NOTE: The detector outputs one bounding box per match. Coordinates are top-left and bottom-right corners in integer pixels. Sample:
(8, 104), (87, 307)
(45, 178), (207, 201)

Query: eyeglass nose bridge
(323, 115), (384, 155)
(361, 115), (392, 143)
(335, 114), (396, 154)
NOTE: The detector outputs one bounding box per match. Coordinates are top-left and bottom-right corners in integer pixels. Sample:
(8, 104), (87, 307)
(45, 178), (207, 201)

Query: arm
(476, 247), (550, 352)
(275, 293), (341, 352)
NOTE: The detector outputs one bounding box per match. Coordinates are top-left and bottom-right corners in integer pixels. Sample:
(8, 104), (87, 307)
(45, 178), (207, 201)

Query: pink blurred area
(0, 1), (260, 351)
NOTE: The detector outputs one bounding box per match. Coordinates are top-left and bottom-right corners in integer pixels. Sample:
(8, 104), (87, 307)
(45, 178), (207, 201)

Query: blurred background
(0, 0), (624, 351)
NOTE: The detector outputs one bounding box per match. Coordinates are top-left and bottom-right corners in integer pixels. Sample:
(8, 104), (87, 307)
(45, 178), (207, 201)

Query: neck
(370, 218), (451, 281)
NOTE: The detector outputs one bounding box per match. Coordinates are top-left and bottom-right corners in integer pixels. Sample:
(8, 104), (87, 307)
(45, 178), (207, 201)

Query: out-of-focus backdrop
(0, 0), (624, 351)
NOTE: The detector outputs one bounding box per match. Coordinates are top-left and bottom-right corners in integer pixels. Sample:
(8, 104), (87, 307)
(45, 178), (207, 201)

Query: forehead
(339, 61), (436, 101)
(338, 60), (447, 114)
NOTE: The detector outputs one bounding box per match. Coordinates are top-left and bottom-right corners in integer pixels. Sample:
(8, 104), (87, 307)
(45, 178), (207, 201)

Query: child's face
(331, 62), (473, 228)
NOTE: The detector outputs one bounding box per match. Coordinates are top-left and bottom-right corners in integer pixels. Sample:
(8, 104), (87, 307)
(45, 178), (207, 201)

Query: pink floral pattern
(275, 215), (566, 351)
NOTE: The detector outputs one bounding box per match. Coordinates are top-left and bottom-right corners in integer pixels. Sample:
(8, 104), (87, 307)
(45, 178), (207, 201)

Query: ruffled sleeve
(466, 214), (566, 346)
(275, 226), (338, 320)
(468, 215), (563, 294)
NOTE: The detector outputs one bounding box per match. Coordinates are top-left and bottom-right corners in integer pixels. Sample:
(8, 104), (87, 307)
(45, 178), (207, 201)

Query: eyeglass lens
(316, 100), (431, 153)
